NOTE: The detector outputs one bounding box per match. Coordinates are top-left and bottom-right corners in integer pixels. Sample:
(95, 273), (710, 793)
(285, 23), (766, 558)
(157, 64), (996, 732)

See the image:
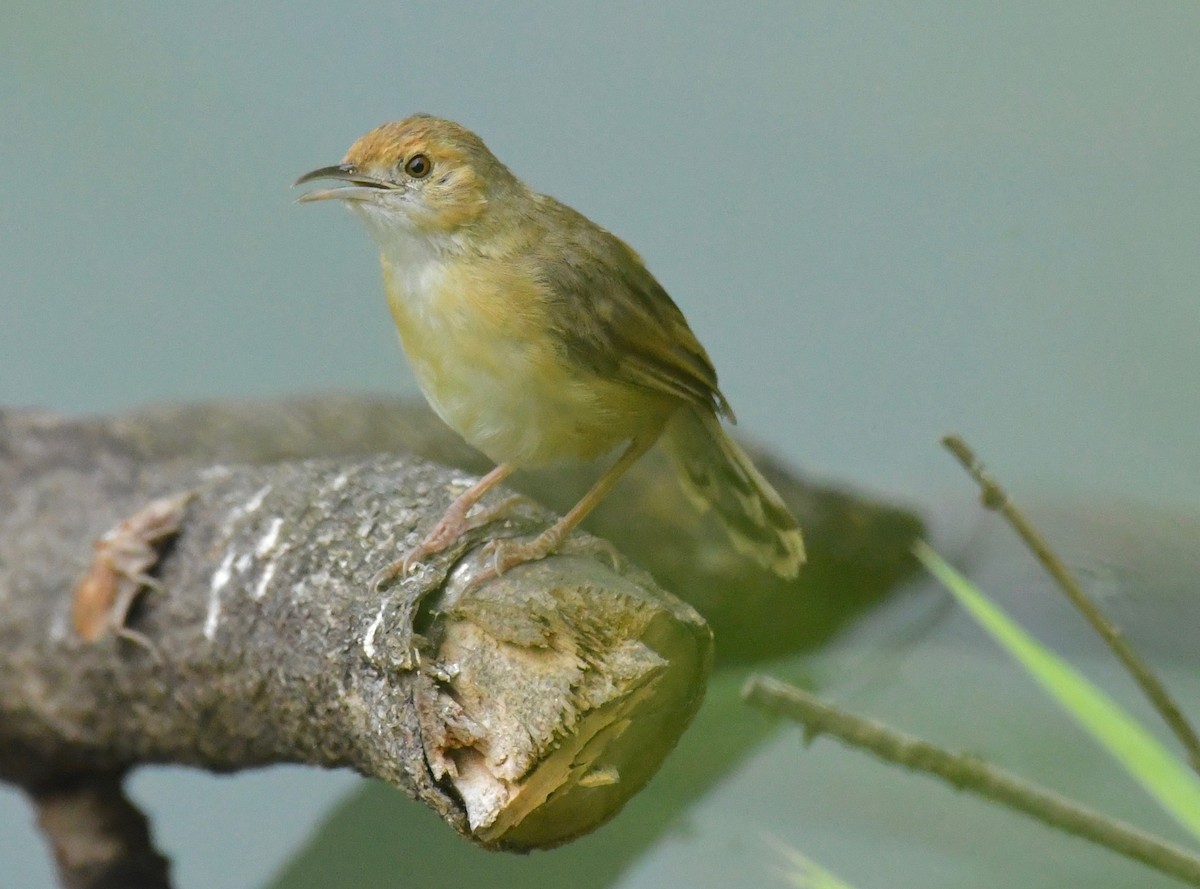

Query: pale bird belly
(410, 338), (637, 466)
(387, 266), (666, 466)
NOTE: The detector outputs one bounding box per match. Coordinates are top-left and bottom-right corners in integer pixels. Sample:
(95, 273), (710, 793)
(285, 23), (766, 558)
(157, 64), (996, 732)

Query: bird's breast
(380, 253), (668, 466)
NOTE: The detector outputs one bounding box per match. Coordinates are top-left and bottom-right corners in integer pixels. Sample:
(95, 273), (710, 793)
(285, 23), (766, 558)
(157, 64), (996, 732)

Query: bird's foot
(470, 526), (625, 588)
(372, 494), (540, 590)
(569, 535), (625, 573)
(477, 529), (564, 582)
(370, 535), (448, 592)
(461, 494), (541, 532)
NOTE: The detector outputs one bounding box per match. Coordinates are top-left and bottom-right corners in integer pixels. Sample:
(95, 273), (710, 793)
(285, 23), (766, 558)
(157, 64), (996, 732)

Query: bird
(295, 114), (804, 584)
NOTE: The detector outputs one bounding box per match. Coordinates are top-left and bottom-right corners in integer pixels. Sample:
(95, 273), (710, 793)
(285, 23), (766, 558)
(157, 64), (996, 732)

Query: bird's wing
(535, 212), (735, 422)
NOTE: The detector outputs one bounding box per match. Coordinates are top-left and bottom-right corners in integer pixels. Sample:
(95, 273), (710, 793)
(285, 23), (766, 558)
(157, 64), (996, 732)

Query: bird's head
(295, 115), (516, 238)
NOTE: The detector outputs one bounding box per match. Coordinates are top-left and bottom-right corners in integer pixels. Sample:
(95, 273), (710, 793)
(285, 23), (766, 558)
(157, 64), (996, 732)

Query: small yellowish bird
(296, 114), (804, 582)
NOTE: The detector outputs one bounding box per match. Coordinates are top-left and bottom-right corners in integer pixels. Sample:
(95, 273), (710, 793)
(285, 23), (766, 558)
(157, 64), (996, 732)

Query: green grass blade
(765, 835), (858, 889)
(914, 541), (1200, 842)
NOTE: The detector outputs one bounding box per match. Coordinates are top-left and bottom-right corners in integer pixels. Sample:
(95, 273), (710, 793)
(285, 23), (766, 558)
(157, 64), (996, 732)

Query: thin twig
(941, 434), (1200, 775)
(743, 675), (1200, 888)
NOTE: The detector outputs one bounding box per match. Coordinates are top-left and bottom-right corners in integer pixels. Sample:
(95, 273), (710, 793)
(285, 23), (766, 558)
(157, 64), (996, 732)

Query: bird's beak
(293, 164), (395, 203)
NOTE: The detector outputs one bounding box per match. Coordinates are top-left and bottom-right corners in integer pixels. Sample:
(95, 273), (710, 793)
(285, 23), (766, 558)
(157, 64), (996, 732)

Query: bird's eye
(404, 154), (432, 179)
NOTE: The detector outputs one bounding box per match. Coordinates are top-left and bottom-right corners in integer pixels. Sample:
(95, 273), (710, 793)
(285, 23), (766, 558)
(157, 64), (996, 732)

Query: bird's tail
(662, 407), (805, 578)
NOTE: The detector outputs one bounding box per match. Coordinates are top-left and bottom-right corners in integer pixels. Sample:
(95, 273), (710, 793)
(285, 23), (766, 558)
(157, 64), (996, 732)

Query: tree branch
(0, 397), (922, 887)
(0, 406), (713, 886)
(95, 395), (927, 662)
(942, 434), (1200, 774)
(29, 772), (171, 889)
(743, 675), (1200, 888)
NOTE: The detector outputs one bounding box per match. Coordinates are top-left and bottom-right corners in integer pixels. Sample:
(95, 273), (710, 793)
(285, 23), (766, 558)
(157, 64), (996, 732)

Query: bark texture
(0, 403), (714, 886)
(0, 396), (923, 887)
(96, 395), (926, 660)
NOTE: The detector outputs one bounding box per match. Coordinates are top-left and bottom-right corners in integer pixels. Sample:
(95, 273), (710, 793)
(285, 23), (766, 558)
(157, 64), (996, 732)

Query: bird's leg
(373, 463), (515, 588)
(368, 463), (521, 672)
(479, 437), (655, 579)
(412, 463), (518, 562)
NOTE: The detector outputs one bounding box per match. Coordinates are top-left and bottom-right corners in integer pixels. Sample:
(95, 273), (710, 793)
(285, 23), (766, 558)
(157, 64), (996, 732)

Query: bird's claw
(478, 538), (511, 578)
(369, 557), (408, 592)
(370, 535), (450, 591)
(470, 533), (561, 586)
